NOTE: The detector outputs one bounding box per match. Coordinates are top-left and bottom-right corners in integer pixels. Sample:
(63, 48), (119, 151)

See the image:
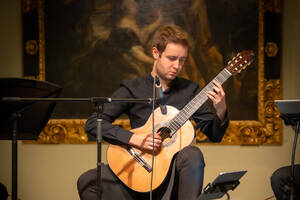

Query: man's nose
(173, 59), (180, 69)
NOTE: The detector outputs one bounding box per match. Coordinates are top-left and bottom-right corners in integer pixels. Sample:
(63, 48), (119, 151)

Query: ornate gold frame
(22, 0), (282, 145)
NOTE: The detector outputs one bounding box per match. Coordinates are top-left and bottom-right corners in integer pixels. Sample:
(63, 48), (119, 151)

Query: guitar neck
(168, 68), (232, 134)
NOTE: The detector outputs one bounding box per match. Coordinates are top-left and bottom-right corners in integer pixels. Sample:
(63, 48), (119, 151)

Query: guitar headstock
(226, 50), (254, 75)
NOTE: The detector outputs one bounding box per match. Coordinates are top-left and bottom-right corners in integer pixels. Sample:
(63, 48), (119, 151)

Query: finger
(207, 92), (218, 103)
(156, 139), (162, 145)
(212, 86), (221, 94)
(207, 92), (214, 101)
(147, 138), (161, 147)
(147, 137), (161, 143)
(207, 91), (216, 99)
(155, 132), (163, 138)
(146, 145), (155, 151)
(145, 143), (154, 150)
(212, 80), (225, 95)
(148, 144), (157, 149)
(151, 140), (161, 147)
(148, 132), (162, 139)
(208, 89), (223, 101)
(154, 134), (162, 140)
(154, 138), (162, 145)
(148, 142), (160, 150)
(212, 80), (221, 88)
(150, 146), (158, 152)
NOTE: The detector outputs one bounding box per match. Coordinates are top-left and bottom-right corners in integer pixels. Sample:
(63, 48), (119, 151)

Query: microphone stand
(2, 96), (152, 200)
(96, 104), (103, 200)
(90, 98), (107, 200)
(11, 112), (20, 200)
(91, 97), (153, 200)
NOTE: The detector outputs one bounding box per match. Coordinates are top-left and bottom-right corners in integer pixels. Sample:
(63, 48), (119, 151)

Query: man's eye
(168, 57), (178, 61)
(167, 56), (186, 63)
(179, 58), (186, 63)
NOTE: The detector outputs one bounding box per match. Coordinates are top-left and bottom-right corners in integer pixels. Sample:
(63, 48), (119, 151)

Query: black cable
(150, 75), (156, 200)
(225, 192), (230, 200)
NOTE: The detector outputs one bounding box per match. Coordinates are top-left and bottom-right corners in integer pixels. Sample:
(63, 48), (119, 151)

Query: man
(271, 164), (300, 200)
(0, 182), (8, 200)
(77, 24), (229, 200)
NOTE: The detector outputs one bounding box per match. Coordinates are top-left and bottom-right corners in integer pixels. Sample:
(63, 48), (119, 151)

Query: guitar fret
(178, 111), (188, 123)
(218, 74), (225, 83)
(170, 120), (180, 130)
(169, 121), (177, 131)
(181, 108), (188, 117)
(186, 104), (192, 112)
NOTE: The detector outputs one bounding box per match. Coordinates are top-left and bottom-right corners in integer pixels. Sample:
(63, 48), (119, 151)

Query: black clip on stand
(202, 181), (239, 200)
(198, 170), (247, 200)
(275, 100), (300, 200)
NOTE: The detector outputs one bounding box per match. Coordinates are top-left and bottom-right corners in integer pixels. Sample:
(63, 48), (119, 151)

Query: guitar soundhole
(157, 127), (171, 141)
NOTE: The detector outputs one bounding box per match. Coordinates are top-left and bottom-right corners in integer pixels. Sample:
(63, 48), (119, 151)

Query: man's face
(153, 43), (188, 81)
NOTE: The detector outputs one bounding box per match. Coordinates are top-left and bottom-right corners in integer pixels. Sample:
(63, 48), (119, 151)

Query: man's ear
(152, 47), (160, 60)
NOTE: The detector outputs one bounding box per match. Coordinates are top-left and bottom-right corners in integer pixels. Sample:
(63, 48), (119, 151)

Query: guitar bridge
(127, 147), (152, 173)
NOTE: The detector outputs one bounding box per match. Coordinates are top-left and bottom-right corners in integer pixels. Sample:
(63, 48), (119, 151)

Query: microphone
(155, 76), (167, 115)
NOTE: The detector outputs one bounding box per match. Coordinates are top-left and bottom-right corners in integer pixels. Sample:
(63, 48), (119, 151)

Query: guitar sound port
(157, 127), (171, 140)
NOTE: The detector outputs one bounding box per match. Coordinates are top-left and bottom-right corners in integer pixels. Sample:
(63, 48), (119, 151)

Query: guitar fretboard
(168, 68), (232, 135)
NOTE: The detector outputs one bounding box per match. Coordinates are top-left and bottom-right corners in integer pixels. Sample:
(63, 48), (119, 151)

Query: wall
(0, 1), (299, 199)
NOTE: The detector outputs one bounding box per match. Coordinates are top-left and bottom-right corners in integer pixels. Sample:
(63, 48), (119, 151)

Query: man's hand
(206, 80), (227, 122)
(128, 132), (162, 152)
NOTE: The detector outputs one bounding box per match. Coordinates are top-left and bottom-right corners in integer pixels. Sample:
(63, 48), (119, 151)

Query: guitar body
(107, 105), (195, 192)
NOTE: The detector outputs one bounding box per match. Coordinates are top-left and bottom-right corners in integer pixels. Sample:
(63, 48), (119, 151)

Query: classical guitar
(107, 50), (254, 192)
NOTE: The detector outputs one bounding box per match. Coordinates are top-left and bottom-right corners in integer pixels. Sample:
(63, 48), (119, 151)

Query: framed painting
(21, 0), (282, 144)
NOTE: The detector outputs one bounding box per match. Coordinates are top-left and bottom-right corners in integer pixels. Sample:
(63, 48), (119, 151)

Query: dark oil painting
(44, 0), (258, 120)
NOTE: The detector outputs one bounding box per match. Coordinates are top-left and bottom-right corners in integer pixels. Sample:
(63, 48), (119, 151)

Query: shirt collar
(145, 73), (178, 94)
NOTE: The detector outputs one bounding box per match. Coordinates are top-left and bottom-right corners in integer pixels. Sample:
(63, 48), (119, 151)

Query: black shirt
(85, 74), (229, 144)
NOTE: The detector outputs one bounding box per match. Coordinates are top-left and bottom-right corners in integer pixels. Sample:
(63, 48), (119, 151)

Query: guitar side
(107, 105), (195, 192)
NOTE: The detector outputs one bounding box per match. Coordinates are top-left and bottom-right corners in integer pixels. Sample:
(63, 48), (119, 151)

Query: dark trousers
(271, 164), (300, 200)
(77, 146), (205, 200)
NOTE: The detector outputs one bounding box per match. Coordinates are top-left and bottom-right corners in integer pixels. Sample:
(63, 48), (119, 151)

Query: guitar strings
(157, 69), (231, 141)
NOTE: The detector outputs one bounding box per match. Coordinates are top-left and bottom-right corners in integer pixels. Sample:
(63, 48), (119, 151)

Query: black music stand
(0, 78), (62, 200)
(274, 99), (300, 200)
(198, 170), (247, 200)
(1, 78), (152, 200)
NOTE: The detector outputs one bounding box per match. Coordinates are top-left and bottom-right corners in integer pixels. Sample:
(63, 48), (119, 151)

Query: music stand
(198, 170), (247, 200)
(0, 78), (62, 200)
(1, 78), (153, 200)
(274, 99), (300, 200)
